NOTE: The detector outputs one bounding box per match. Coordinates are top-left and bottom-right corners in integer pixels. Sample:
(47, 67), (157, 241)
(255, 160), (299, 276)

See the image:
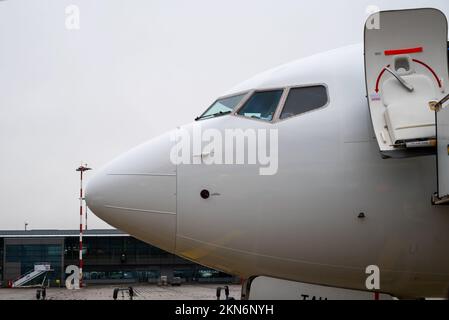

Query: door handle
(384, 67), (414, 92)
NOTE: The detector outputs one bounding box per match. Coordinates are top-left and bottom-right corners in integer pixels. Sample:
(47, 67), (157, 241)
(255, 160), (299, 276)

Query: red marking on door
(412, 59), (442, 88)
(384, 47), (423, 56)
(375, 65), (390, 93)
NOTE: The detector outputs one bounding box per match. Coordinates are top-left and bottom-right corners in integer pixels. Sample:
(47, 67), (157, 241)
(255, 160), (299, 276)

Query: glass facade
(64, 236), (172, 262)
(0, 232), (239, 286)
(0, 238), (3, 282)
(63, 236), (237, 284)
(173, 267), (235, 283)
(83, 270), (162, 282)
(4, 243), (62, 284)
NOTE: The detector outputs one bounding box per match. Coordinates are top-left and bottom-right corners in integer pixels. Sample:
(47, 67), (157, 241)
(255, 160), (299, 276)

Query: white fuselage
(86, 44), (449, 298)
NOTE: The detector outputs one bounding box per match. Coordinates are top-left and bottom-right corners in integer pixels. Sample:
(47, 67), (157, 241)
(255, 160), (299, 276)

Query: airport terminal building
(0, 229), (237, 287)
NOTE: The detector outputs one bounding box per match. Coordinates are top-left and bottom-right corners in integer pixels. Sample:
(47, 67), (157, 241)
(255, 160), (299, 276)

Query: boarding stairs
(12, 263), (51, 288)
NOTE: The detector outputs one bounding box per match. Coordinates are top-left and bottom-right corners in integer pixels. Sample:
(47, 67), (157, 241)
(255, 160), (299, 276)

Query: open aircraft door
(364, 8), (448, 158)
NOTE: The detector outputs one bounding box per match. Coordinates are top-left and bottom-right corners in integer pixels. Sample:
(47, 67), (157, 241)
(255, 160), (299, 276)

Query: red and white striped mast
(76, 163), (91, 288)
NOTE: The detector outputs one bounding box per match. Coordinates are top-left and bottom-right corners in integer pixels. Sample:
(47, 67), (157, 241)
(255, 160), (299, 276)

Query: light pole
(76, 163), (91, 288)
(85, 206), (89, 231)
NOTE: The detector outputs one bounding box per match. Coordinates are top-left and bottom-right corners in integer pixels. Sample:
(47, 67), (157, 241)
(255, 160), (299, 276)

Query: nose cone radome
(86, 131), (177, 253)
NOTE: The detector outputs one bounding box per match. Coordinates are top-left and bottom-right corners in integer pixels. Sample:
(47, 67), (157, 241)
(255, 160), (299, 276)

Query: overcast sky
(0, 0), (448, 230)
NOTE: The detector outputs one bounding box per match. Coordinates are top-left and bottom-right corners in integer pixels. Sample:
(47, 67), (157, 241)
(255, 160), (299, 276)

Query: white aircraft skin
(86, 43), (449, 299)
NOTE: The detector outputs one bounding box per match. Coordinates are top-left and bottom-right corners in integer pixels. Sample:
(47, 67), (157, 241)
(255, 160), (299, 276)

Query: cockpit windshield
(196, 93), (246, 120)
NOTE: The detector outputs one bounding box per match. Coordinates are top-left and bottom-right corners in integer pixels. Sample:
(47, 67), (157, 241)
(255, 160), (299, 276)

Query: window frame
(196, 90), (251, 121)
(232, 87), (288, 123)
(207, 83), (330, 124)
(275, 83), (330, 122)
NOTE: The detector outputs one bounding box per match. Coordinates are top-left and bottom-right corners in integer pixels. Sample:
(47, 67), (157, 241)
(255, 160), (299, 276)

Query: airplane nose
(85, 131), (177, 253)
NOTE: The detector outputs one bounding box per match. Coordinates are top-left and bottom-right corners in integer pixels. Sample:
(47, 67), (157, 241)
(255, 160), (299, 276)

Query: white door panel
(364, 8), (448, 156)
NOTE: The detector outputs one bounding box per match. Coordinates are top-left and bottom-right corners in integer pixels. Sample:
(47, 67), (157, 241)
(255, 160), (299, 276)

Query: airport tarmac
(0, 284), (241, 300)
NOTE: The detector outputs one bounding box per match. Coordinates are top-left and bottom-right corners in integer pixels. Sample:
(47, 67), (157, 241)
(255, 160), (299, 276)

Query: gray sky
(0, 0), (448, 230)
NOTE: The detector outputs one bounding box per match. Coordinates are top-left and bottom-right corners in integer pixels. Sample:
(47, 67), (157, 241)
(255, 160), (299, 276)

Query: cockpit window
(237, 90), (283, 121)
(280, 85), (328, 120)
(197, 93), (246, 120)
